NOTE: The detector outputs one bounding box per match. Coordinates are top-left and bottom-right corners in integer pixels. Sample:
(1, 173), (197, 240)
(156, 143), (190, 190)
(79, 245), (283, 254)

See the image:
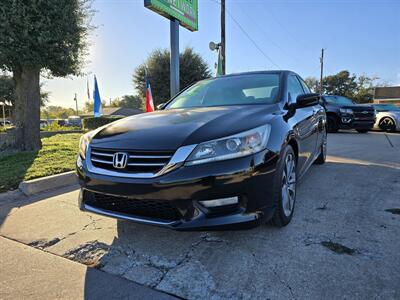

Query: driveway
(1, 131), (399, 299)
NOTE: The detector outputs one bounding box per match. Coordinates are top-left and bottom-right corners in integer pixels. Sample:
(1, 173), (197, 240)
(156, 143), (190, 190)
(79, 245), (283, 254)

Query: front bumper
(338, 114), (375, 130)
(77, 149), (279, 230)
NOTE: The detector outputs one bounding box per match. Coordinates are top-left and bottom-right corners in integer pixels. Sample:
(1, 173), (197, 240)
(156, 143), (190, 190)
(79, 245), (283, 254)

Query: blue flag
(93, 75), (102, 117)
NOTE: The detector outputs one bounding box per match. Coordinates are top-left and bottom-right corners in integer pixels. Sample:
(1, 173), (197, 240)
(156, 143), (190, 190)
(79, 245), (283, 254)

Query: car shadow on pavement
(82, 157), (400, 299)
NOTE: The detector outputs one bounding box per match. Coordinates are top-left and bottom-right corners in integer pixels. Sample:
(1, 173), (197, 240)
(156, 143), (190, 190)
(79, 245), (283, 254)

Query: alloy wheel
(379, 117), (395, 132)
(281, 153), (296, 217)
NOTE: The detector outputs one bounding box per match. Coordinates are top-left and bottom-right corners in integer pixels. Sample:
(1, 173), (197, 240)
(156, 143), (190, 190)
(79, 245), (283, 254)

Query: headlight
(186, 124), (271, 166)
(79, 131), (96, 159)
(339, 108), (353, 114)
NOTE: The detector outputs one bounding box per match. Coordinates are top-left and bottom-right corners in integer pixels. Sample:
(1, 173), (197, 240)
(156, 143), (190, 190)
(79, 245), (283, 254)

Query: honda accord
(76, 71), (326, 230)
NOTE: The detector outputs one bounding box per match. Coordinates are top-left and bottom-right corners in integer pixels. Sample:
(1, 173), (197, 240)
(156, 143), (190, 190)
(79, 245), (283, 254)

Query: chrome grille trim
(91, 151), (114, 157)
(129, 154), (171, 159)
(127, 162), (166, 167)
(86, 144), (197, 179)
(91, 158), (114, 164)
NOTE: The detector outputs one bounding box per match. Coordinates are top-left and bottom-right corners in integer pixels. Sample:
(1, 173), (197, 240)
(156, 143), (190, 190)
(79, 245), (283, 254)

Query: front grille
(86, 192), (182, 221)
(352, 108), (375, 120)
(90, 147), (174, 174)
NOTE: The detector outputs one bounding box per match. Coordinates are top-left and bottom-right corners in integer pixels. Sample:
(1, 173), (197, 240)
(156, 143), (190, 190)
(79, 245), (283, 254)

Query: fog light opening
(199, 197), (239, 208)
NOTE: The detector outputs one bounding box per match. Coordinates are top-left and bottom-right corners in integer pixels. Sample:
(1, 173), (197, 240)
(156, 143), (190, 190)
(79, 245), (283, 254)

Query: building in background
(374, 87), (400, 106)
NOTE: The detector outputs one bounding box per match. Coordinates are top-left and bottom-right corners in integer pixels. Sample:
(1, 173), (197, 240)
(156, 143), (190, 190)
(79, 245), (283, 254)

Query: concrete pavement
(1, 131), (399, 299)
(0, 236), (175, 300)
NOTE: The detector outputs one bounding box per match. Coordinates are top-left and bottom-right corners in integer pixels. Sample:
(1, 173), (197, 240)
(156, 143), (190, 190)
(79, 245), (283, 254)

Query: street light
(209, 41), (223, 76)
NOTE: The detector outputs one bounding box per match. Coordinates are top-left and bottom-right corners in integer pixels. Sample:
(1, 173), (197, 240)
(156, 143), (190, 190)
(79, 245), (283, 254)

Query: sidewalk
(0, 236), (176, 300)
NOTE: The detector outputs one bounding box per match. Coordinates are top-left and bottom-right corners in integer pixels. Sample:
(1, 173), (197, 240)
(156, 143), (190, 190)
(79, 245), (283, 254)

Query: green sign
(145, 0), (198, 32)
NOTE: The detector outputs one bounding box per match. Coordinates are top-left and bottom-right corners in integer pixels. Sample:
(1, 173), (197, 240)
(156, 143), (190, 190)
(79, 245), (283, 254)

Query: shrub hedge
(82, 116), (124, 130)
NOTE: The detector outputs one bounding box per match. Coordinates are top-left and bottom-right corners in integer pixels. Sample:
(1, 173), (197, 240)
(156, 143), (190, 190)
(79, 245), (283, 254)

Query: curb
(18, 171), (78, 196)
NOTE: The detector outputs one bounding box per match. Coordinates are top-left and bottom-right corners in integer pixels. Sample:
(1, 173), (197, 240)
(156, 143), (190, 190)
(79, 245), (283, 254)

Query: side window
(287, 75), (304, 104)
(298, 77), (311, 93)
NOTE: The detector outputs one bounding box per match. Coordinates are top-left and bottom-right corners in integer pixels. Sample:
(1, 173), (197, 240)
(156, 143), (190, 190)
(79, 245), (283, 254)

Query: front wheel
(327, 116), (339, 133)
(270, 145), (297, 227)
(379, 117), (396, 132)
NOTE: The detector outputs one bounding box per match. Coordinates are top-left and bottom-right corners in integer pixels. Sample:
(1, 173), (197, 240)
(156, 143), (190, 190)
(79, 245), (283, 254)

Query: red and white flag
(145, 71), (154, 112)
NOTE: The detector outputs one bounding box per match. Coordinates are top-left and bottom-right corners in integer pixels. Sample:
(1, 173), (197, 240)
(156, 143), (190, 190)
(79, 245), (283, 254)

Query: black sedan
(76, 71), (326, 230)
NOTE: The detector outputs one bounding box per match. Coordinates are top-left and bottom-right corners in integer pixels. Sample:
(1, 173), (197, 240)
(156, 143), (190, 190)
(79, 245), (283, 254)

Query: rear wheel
(379, 117), (396, 132)
(356, 129), (369, 133)
(327, 116), (339, 133)
(270, 145), (297, 227)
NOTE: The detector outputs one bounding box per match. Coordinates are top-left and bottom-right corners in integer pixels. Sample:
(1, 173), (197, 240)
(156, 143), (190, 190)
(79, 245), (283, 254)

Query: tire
(327, 116), (339, 133)
(270, 145), (297, 227)
(314, 130), (327, 165)
(356, 129), (369, 133)
(379, 117), (396, 132)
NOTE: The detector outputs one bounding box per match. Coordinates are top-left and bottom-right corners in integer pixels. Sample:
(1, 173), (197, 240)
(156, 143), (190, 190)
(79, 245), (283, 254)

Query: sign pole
(170, 19), (180, 98)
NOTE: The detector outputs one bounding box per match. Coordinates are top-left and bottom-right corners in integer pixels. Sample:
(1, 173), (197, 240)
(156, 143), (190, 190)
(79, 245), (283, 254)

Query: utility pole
(170, 19), (180, 98)
(74, 93), (79, 116)
(221, 0), (226, 75)
(319, 48), (324, 94)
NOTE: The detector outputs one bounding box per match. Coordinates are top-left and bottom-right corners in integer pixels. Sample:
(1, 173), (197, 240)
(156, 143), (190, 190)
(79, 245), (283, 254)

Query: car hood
(91, 105), (280, 150)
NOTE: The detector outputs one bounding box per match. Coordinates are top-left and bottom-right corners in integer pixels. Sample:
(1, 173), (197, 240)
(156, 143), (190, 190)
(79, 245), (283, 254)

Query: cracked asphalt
(1, 131), (399, 299)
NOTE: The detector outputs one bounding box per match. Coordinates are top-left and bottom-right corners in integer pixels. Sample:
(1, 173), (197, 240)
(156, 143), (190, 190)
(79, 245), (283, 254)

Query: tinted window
(323, 95), (354, 105)
(287, 75), (304, 103)
(298, 77), (311, 93)
(167, 74), (280, 109)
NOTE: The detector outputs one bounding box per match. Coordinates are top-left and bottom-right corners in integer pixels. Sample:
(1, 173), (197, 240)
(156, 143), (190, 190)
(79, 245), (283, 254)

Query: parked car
(66, 116), (82, 128)
(76, 71), (327, 230)
(321, 95), (375, 133)
(369, 104), (400, 132)
(40, 119), (48, 129)
(0, 120), (12, 126)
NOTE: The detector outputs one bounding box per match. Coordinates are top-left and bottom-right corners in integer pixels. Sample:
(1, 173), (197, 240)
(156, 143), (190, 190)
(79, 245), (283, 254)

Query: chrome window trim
(86, 144), (197, 178)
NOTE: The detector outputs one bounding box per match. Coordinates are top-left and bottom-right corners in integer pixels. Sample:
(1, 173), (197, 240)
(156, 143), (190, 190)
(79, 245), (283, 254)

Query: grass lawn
(0, 133), (81, 193)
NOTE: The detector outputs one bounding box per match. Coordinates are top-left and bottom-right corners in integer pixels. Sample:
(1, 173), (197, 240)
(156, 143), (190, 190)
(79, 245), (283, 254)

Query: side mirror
(296, 93), (320, 108)
(157, 103), (167, 110)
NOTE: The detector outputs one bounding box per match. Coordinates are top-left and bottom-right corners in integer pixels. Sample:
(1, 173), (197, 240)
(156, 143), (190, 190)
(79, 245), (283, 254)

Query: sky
(45, 0), (400, 109)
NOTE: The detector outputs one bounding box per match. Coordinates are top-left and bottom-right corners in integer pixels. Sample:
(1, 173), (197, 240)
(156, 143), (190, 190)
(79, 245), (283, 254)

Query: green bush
(82, 116), (123, 130)
(42, 122), (80, 132)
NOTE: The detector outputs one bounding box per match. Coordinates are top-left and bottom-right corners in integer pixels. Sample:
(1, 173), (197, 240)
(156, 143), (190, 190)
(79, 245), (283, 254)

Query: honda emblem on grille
(361, 111), (369, 114)
(113, 152), (128, 169)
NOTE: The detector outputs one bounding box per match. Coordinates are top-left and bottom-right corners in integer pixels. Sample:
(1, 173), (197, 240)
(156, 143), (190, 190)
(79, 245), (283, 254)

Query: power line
(209, 0), (280, 69)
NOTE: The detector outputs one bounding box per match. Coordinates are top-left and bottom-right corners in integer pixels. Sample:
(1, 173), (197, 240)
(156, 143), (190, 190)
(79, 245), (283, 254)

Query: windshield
(166, 74), (280, 109)
(323, 95), (354, 105)
(373, 104), (400, 111)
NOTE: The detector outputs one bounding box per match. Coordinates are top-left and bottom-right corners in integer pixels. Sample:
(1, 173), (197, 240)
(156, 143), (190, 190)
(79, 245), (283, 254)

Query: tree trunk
(13, 68), (41, 151)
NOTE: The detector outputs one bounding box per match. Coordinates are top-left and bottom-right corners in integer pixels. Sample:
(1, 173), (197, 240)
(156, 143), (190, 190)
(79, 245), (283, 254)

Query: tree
(41, 106), (76, 119)
(133, 48), (211, 107)
(1, 74), (50, 121)
(0, 0), (92, 150)
(353, 75), (379, 104)
(109, 95), (144, 110)
(322, 71), (358, 98)
(304, 77), (319, 93)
